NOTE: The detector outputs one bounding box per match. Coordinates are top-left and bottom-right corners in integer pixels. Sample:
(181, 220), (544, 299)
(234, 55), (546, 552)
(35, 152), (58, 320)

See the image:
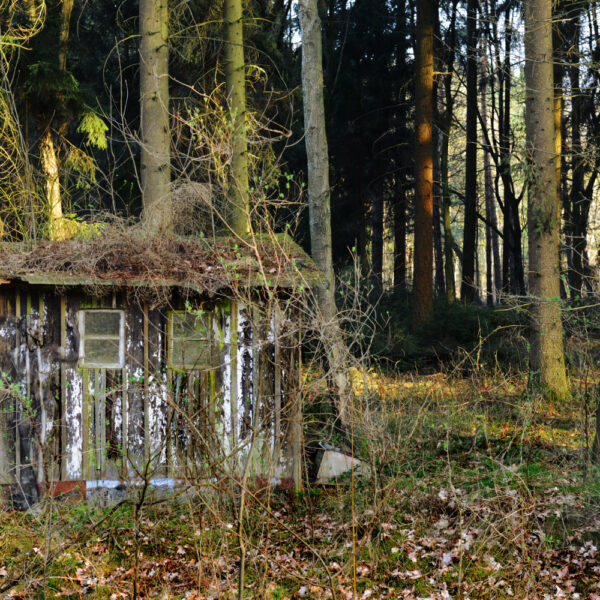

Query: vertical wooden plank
(229, 301), (238, 452)
(63, 294), (83, 480)
(143, 303), (150, 465)
(273, 308), (282, 469)
(14, 289), (21, 479)
(95, 369), (106, 476)
(291, 312), (303, 492)
(125, 304), (145, 476)
(121, 362), (128, 479)
(81, 370), (89, 479)
(36, 294), (46, 485)
(166, 368), (173, 478)
(60, 296), (67, 480)
(0, 288), (17, 484)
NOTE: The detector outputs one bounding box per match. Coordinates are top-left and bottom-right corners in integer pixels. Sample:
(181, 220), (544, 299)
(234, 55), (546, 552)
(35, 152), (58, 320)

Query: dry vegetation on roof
(0, 224), (319, 298)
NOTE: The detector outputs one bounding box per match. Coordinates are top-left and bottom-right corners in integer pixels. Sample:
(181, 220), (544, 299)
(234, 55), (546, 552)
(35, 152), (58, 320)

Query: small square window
(168, 311), (214, 370)
(79, 310), (125, 368)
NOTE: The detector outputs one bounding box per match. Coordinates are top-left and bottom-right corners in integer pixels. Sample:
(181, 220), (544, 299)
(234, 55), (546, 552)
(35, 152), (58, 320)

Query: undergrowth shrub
(367, 289), (528, 370)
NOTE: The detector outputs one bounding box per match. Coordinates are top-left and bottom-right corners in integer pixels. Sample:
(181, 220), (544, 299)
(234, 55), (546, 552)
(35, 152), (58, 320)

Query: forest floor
(1, 371), (600, 599)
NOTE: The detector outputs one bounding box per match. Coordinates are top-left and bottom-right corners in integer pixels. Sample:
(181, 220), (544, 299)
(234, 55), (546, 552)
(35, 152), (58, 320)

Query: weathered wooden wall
(0, 285), (299, 501)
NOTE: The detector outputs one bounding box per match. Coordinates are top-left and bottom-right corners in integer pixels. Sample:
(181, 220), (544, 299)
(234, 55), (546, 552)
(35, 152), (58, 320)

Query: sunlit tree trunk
(40, 128), (64, 240)
(224, 0), (250, 235)
(140, 0), (171, 231)
(524, 0), (569, 399)
(58, 0), (75, 71)
(43, 0), (75, 240)
(298, 0), (351, 428)
(412, 0), (434, 323)
(461, 0), (478, 303)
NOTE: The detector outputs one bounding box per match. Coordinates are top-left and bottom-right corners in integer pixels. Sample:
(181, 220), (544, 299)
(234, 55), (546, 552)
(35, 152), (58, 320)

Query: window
(168, 311), (214, 370)
(78, 310), (125, 368)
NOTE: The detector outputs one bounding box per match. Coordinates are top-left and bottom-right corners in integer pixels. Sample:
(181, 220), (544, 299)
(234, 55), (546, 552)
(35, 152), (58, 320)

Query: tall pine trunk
(224, 0), (250, 235)
(140, 0), (171, 231)
(524, 0), (568, 399)
(298, 0), (351, 428)
(440, 0), (458, 303)
(461, 0), (478, 303)
(412, 0), (434, 323)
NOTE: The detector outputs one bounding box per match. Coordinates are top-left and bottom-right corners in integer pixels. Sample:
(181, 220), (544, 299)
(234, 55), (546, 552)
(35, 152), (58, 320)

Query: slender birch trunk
(524, 0), (569, 399)
(298, 0), (351, 428)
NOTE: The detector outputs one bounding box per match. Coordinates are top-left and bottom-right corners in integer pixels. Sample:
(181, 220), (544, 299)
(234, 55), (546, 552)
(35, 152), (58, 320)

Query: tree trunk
(298, 0), (351, 428)
(40, 128), (65, 241)
(58, 0), (75, 71)
(371, 188), (383, 294)
(461, 0), (478, 303)
(481, 55), (495, 306)
(140, 0), (171, 232)
(563, 6), (594, 301)
(41, 0), (76, 240)
(480, 44), (501, 305)
(394, 0), (409, 292)
(440, 0), (458, 303)
(224, 0), (250, 235)
(524, 0), (569, 399)
(433, 1), (444, 298)
(394, 184), (406, 290)
(412, 0), (434, 323)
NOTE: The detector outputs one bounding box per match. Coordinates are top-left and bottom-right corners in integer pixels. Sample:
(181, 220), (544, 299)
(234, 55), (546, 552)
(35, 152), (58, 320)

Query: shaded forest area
(2, 0), (600, 598)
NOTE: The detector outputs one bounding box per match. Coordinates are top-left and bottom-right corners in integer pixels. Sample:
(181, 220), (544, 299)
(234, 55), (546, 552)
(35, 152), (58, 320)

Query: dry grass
(3, 371), (599, 599)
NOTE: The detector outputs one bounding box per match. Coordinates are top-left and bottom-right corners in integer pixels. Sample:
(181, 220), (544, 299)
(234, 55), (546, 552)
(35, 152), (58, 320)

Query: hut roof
(0, 232), (324, 296)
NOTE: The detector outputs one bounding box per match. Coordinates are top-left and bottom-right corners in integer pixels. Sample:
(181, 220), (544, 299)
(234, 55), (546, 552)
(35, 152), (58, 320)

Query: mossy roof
(0, 232), (324, 295)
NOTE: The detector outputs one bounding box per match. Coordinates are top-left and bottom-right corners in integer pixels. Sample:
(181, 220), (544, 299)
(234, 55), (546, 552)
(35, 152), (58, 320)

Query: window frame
(78, 309), (126, 369)
(167, 310), (214, 370)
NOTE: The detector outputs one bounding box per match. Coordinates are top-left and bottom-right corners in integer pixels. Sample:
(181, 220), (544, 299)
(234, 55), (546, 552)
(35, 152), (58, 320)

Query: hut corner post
(291, 316), (303, 493)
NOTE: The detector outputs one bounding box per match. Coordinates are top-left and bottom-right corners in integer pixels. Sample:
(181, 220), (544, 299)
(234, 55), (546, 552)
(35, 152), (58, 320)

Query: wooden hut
(0, 232), (321, 505)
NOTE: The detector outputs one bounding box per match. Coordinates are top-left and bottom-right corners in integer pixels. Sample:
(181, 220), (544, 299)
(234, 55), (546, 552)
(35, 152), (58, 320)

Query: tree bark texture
(440, 0), (458, 303)
(224, 0), (250, 235)
(44, 0), (76, 240)
(372, 188), (384, 294)
(58, 0), (75, 71)
(299, 0), (351, 428)
(480, 51), (500, 305)
(493, 10), (525, 297)
(412, 0), (434, 323)
(140, 0), (172, 232)
(524, 0), (569, 399)
(40, 127), (65, 240)
(433, 2), (445, 298)
(461, 0), (478, 304)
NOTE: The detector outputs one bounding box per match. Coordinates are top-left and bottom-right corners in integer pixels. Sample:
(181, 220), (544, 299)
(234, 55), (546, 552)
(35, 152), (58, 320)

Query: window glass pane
(172, 312), (209, 338)
(85, 311), (121, 337)
(84, 338), (121, 366)
(171, 339), (212, 369)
